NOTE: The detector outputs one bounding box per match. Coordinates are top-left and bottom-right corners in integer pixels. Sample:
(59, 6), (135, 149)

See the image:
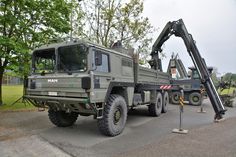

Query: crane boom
(152, 19), (226, 120)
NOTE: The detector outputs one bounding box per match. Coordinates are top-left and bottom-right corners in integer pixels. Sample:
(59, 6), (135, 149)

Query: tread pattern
(149, 92), (163, 117)
(189, 92), (202, 106)
(162, 92), (169, 113)
(48, 110), (78, 127)
(171, 92), (181, 104)
(97, 94), (127, 136)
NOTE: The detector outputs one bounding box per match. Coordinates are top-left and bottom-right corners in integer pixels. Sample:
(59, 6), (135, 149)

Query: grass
(0, 85), (36, 111)
(218, 87), (236, 96)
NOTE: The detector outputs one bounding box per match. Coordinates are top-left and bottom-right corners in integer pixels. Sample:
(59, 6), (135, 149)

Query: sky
(143, 0), (236, 75)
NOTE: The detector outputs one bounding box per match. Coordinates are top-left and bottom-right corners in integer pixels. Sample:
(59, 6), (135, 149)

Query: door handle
(106, 77), (115, 81)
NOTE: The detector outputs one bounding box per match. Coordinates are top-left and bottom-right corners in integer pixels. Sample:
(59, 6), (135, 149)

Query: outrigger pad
(214, 114), (225, 123)
(214, 118), (226, 123)
(197, 108), (206, 113)
(172, 128), (188, 134)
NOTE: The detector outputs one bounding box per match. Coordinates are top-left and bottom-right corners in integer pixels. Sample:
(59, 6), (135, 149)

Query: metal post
(179, 104), (183, 131)
(198, 103), (206, 113)
(198, 88), (206, 113)
(172, 89), (188, 134)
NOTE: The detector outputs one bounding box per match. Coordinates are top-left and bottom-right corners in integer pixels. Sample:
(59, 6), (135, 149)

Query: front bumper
(24, 95), (94, 114)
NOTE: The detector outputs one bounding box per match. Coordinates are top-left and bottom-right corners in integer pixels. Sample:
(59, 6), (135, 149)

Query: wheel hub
(174, 95), (179, 101)
(193, 96), (199, 102)
(114, 108), (121, 125)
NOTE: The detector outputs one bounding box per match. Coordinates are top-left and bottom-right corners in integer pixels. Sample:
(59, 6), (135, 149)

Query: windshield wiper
(60, 62), (72, 75)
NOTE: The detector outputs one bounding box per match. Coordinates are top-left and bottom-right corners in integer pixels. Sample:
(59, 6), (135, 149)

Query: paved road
(0, 99), (236, 157)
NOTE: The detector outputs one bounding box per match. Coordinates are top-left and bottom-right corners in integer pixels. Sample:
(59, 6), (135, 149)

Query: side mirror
(95, 51), (102, 66)
(148, 59), (154, 66)
(187, 70), (192, 78)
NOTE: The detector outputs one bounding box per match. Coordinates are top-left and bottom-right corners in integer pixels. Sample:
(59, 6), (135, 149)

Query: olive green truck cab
(25, 39), (178, 136)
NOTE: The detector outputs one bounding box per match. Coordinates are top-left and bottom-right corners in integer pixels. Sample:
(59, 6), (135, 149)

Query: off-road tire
(48, 110), (78, 127)
(162, 92), (169, 113)
(97, 94), (127, 136)
(171, 92), (181, 104)
(79, 113), (91, 116)
(189, 92), (202, 106)
(149, 92), (163, 116)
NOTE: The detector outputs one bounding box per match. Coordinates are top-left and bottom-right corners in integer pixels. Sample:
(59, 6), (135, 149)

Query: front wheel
(97, 94), (128, 136)
(189, 92), (202, 106)
(170, 92), (181, 104)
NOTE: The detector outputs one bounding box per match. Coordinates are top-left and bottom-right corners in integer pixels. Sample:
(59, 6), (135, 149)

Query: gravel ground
(115, 117), (236, 157)
(0, 98), (235, 157)
(0, 135), (71, 157)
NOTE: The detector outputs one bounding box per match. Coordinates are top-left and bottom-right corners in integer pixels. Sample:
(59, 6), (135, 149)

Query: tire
(48, 110), (78, 127)
(189, 92), (202, 106)
(79, 113), (91, 116)
(97, 94), (127, 136)
(148, 92), (163, 116)
(162, 92), (169, 113)
(171, 92), (181, 104)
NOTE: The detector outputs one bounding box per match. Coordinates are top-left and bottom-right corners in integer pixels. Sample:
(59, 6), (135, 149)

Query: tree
(211, 67), (220, 86)
(222, 72), (236, 84)
(69, 0), (84, 39)
(0, 0), (72, 105)
(80, 0), (154, 54)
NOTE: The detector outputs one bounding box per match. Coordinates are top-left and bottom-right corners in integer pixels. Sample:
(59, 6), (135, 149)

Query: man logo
(48, 79), (58, 83)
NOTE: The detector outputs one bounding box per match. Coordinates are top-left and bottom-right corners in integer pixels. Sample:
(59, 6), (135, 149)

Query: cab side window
(95, 51), (110, 73)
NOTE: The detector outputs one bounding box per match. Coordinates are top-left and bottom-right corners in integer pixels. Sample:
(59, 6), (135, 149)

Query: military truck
(25, 19), (226, 136)
(24, 40), (178, 136)
(167, 53), (213, 106)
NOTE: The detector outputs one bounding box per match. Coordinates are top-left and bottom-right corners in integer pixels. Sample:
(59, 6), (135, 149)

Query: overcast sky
(143, 0), (236, 75)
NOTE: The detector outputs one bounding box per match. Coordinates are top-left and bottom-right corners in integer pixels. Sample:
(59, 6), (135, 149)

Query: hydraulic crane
(167, 53), (188, 79)
(150, 19), (226, 120)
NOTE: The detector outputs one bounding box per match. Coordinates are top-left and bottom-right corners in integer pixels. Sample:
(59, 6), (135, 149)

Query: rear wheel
(48, 110), (78, 127)
(189, 92), (202, 106)
(171, 92), (181, 104)
(149, 92), (163, 116)
(97, 94), (128, 136)
(162, 92), (169, 113)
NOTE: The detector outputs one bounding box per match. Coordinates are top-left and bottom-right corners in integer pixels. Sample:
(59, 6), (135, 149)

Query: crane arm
(153, 19), (226, 120)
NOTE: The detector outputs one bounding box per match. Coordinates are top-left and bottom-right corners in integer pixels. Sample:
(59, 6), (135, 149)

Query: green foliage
(80, 0), (154, 55)
(0, 0), (73, 104)
(222, 73), (236, 82)
(218, 87), (236, 96)
(211, 67), (220, 86)
(0, 0), (71, 74)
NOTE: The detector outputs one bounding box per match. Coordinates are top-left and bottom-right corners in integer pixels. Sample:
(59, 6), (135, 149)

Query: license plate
(48, 92), (58, 96)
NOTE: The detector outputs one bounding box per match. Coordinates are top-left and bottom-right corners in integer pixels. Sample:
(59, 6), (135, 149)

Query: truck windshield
(33, 48), (55, 73)
(192, 70), (200, 79)
(58, 44), (87, 72)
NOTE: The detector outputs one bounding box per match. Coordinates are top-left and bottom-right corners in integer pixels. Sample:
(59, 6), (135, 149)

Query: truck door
(92, 49), (111, 102)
